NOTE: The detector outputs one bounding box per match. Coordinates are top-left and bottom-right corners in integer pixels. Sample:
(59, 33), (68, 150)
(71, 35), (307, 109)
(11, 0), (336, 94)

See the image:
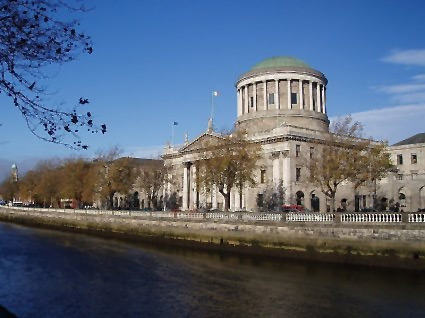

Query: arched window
(296, 191), (304, 206)
(399, 193), (406, 208)
(310, 192), (320, 212)
(133, 192), (139, 209)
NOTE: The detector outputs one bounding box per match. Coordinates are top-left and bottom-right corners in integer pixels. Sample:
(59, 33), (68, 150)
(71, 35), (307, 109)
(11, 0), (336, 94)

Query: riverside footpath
(1, 206), (425, 270)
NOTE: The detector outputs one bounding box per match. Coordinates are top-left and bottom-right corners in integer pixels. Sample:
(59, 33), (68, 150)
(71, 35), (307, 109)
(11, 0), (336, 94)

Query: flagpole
(171, 122), (174, 146)
(210, 91), (214, 121)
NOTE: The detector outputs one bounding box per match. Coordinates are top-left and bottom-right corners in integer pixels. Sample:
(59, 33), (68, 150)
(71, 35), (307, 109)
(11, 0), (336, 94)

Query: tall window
(310, 146), (314, 159)
(411, 154), (417, 164)
(260, 169), (266, 183)
(296, 167), (301, 182)
(257, 193), (264, 208)
(291, 92), (297, 105)
(268, 93), (275, 105)
(397, 154), (403, 165)
(295, 144), (300, 157)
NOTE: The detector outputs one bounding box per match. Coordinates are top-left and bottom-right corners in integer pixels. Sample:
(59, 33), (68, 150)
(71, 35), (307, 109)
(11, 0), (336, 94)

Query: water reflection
(0, 222), (424, 318)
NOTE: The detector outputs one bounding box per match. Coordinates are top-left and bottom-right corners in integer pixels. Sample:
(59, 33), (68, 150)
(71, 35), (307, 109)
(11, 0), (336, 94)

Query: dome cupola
(235, 56), (329, 132)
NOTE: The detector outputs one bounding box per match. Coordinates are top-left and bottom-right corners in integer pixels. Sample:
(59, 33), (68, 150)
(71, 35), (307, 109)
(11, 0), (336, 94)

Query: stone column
(167, 174), (171, 194)
(235, 187), (241, 210)
(162, 186), (166, 211)
(182, 162), (191, 211)
(231, 189), (237, 211)
(263, 81), (267, 110)
(275, 79), (280, 109)
(321, 85), (326, 114)
(299, 80), (303, 109)
(253, 82), (257, 111)
(212, 185), (218, 209)
(287, 79), (291, 109)
(237, 89), (242, 116)
(166, 174), (171, 210)
(316, 83), (321, 113)
(191, 164), (197, 209)
(272, 152), (281, 186)
(309, 81), (314, 111)
(244, 85), (249, 114)
(282, 150), (291, 203)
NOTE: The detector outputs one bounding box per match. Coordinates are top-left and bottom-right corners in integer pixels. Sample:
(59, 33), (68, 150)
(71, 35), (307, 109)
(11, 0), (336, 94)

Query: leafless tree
(0, 0), (106, 149)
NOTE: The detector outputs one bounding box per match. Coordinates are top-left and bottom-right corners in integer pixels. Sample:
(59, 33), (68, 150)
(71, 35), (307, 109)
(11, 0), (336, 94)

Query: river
(0, 221), (424, 318)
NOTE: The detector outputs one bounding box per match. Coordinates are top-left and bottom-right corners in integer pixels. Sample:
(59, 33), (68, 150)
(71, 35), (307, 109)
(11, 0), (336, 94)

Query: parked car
(282, 205), (305, 212)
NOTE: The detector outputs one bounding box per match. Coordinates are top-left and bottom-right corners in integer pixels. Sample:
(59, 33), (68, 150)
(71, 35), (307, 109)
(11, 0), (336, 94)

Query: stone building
(383, 134), (425, 212)
(162, 56), (425, 212)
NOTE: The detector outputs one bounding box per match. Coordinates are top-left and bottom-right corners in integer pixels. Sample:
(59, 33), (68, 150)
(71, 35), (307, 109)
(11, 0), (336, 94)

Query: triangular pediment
(179, 132), (224, 153)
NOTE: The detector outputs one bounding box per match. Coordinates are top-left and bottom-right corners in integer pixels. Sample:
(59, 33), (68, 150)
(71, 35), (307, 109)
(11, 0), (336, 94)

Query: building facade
(163, 56), (425, 212)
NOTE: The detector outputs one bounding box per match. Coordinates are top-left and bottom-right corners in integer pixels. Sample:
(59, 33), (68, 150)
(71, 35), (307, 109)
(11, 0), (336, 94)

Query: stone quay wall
(1, 207), (425, 270)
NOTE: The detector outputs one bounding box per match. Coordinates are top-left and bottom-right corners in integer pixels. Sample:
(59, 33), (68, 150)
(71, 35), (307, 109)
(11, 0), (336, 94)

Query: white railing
(242, 213), (283, 221)
(205, 212), (239, 220)
(2, 206), (425, 225)
(408, 213), (425, 223)
(341, 213), (402, 223)
(175, 212), (205, 219)
(286, 213), (335, 222)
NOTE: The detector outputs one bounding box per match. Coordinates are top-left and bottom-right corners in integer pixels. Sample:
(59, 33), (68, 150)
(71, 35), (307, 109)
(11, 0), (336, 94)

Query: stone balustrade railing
(340, 213), (402, 223)
(286, 213), (335, 222)
(2, 206), (425, 225)
(408, 213), (425, 223)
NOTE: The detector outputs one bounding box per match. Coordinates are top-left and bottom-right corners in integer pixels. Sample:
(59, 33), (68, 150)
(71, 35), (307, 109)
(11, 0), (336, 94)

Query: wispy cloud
(382, 49), (425, 66)
(373, 83), (425, 94)
(391, 92), (425, 104)
(372, 51), (425, 112)
(334, 104), (425, 144)
(412, 74), (425, 82)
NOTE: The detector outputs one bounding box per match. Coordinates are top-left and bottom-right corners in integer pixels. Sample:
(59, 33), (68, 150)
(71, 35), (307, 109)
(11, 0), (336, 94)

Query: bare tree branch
(0, 0), (106, 149)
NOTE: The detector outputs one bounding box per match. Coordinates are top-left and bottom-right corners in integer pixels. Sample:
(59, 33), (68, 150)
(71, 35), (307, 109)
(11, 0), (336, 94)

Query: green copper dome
(251, 56), (311, 70)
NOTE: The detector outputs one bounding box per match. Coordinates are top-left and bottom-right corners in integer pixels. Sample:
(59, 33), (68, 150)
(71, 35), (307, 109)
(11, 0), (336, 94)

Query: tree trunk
(239, 184), (243, 210)
(219, 188), (231, 212)
(330, 195), (336, 212)
(225, 191), (231, 211)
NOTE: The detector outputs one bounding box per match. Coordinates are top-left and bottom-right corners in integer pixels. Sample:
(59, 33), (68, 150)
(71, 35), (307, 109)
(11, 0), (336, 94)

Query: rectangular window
(257, 193), (264, 208)
(397, 174), (403, 180)
(295, 144), (300, 157)
(397, 154), (403, 165)
(291, 92), (297, 105)
(411, 154), (417, 164)
(310, 147), (314, 159)
(296, 168), (301, 182)
(260, 169), (266, 184)
(268, 93), (275, 105)
(250, 96), (254, 108)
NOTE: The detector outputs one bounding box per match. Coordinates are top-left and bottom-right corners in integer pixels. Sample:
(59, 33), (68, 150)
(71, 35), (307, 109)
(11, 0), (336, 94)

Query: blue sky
(1, 0), (425, 179)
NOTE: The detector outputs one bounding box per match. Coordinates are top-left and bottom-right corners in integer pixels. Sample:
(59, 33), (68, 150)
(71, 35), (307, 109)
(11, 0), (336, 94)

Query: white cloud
(391, 92), (425, 104)
(360, 51), (425, 143)
(373, 83), (425, 94)
(335, 104), (425, 144)
(412, 74), (425, 82)
(382, 49), (425, 66)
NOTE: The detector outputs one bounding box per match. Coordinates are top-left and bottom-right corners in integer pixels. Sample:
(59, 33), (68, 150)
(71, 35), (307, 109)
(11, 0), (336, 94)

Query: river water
(0, 222), (425, 318)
